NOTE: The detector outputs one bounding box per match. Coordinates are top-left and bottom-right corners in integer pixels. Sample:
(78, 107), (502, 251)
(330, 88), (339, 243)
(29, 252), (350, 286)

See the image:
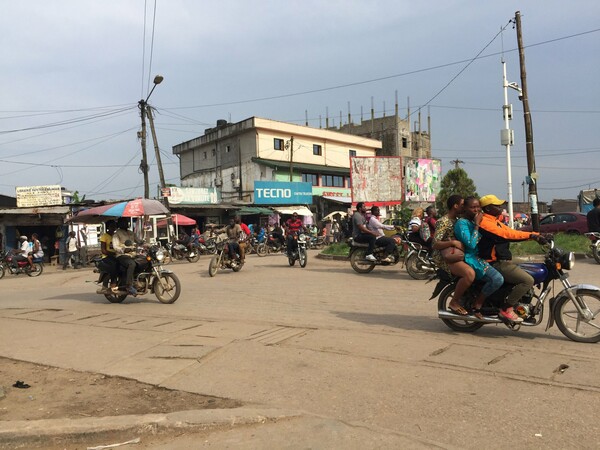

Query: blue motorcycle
(431, 237), (600, 343)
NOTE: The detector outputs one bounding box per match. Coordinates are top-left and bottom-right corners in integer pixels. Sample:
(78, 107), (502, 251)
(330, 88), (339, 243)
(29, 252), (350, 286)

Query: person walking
(63, 231), (80, 270)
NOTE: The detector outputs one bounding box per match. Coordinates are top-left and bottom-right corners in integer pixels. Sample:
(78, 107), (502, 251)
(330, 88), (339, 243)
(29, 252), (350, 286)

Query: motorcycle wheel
(349, 248), (375, 274)
(0, 264), (5, 280)
(104, 292), (127, 303)
(288, 256), (296, 266)
(554, 289), (600, 343)
(299, 248), (307, 268)
(232, 262), (243, 272)
(153, 273), (181, 304)
(208, 255), (220, 277)
(206, 242), (217, 255)
(406, 253), (431, 280)
(26, 262), (43, 277)
(187, 251), (200, 263)
(173, 249), (185, 261)
(256, 243), (267, 257)
(592, 245), (600, 265)
(437, 285), (484, 333)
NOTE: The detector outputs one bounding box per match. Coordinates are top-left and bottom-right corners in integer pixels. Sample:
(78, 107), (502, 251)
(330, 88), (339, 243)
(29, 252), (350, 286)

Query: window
(212, 148), (216, 156)
(203, 152), (207, 159)
(274, 138), (284, 150)
(402, 137), (408, 148)
(322, 175), (344, 187)
(313, 144), (322, 156)
(346, 176), (351, 188)
(349, 150), (357, 158)
(226, 145), (231, 153)
(302, 173), (318, 186)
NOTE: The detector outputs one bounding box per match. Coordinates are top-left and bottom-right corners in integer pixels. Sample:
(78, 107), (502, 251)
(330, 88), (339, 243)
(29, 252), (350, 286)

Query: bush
(321, 243), (350, 256)
(511, 233), (591, 256)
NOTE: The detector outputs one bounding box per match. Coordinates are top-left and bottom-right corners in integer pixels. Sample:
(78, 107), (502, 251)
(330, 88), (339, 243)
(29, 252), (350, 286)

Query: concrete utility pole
(138, 100), (150, 199)
(515, 11), (540, 231)
(146, 105), (166, 192)
(501, 58), (518, 228)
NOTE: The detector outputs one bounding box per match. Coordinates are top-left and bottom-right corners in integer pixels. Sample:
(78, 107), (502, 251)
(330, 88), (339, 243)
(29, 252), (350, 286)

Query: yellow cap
(479, 194), (506, 208)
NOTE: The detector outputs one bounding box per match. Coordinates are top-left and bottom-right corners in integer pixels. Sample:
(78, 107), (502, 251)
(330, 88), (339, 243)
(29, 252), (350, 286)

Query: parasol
(70, 198), (170, 223)
(322, 211), (349, 222)
(156, 214), (196, 227)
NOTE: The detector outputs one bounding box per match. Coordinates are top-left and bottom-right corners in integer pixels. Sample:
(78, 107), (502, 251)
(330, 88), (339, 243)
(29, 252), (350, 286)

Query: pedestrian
(63, 231), (80, 270)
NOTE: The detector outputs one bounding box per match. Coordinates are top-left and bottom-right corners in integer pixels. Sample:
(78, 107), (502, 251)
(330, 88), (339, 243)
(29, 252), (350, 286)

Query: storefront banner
(16, 185), (62, 208)
(254, 181), (313, 205)
(165, 187), (220, 205)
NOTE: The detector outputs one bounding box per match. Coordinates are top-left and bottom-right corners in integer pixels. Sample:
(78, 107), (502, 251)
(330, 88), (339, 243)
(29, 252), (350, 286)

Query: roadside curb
(315, 253), (349, 261)
(0, 407), (302, 448)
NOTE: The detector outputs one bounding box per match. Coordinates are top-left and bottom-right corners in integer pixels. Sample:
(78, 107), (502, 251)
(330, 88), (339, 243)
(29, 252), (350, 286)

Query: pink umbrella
(156, 214), (196, 227)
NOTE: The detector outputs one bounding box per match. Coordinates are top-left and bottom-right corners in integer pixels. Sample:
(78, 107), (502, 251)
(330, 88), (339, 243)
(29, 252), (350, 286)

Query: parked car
(521, 212), (588, 235)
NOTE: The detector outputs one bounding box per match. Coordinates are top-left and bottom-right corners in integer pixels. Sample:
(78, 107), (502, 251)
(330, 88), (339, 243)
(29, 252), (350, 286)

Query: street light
(139, 75), (164, 198)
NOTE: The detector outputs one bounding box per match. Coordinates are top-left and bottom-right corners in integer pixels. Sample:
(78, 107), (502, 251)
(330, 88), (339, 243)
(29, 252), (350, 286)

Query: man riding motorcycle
(111, 218), (139, 296)
(366, 206), (397, 263)
(285, 212), (306, 258)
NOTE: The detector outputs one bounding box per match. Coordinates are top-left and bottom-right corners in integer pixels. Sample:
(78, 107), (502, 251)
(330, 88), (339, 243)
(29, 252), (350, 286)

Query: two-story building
(172, 117), (382, 221)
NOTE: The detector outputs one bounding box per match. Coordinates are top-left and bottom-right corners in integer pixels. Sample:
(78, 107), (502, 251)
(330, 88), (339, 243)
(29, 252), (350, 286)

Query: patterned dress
(432, 215), (456, 274)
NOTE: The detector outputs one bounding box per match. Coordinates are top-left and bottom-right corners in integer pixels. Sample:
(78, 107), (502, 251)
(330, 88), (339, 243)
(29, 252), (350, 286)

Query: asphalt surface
(1, 252), (599, 449)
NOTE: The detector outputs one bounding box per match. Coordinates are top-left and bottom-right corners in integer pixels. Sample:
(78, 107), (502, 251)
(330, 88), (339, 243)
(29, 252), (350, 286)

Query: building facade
(172, 117), (382, 212)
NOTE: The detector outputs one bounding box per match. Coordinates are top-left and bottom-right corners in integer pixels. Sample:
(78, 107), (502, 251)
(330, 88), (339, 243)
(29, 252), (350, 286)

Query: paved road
(1, 252), (600, 448)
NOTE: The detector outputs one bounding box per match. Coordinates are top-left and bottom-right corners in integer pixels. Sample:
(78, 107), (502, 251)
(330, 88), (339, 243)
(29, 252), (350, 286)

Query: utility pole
(515, 11), (540, 231)
(146, 105), (166, 193)
(138, 100), (150, 199)
(451, 159), (464, 169)
(287, 136), (294, 181)
(501, 59), (516, 228)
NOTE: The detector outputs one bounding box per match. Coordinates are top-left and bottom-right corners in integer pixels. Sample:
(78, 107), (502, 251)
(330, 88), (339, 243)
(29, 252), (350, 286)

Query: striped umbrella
(70, 198), (169, 223)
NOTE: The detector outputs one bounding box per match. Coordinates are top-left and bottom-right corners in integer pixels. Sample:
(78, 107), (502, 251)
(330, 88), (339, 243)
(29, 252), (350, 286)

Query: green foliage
(321, 243), (350, 256)
(436, 168), (478, 215)
(71, 191), (86, 204)
(391, 204), (413, 227)
(511, 233), (592, 256)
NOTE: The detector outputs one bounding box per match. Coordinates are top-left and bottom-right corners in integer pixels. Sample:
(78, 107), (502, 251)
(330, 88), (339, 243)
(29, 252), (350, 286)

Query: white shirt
(112, 228), (136, 256)
(19, 240), (29, 257)
(408, 217), (422, 232)
(367, 216), (395, 238)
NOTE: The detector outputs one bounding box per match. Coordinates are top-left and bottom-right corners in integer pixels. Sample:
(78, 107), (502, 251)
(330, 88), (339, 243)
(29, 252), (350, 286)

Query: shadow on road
(333, 310), (566, 342)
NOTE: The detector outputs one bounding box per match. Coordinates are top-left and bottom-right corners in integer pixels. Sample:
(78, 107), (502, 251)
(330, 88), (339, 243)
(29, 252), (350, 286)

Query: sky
(1, 1), (599, 205)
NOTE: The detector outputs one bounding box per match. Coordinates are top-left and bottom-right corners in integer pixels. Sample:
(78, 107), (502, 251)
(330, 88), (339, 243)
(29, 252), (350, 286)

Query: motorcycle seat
(351, 242), (369, 248)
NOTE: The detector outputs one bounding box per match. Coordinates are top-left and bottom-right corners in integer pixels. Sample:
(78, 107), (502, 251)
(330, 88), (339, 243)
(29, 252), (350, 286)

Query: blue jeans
(481, 266), (504, 298)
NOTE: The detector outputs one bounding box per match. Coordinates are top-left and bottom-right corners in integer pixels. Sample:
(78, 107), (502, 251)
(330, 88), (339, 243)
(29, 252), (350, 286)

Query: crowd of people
(351, 194), (545, 323)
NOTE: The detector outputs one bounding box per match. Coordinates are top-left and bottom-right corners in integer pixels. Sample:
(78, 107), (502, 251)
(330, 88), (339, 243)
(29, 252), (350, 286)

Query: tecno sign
(254, 181), (313, 205)
(255, 188), (292, 198)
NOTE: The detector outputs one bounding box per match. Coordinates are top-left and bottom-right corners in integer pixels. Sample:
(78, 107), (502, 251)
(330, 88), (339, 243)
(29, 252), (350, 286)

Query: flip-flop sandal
(472, 309), (484, 320)
(448, 305), (468, 315)
(13, 381), (30, 389)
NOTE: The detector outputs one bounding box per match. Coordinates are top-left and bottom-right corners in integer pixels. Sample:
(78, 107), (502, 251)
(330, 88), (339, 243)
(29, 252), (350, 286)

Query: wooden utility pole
(515, 11), (540, 231)
(451, 159), (464, 169)
(138, 100), (150, 199)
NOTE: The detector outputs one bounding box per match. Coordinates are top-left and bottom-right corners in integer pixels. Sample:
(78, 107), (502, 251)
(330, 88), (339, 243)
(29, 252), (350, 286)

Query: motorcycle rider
(97, 220), (119, 294)
(112, 218), (138, 296)
(236, 217), (251, 263)
(366, 206), (397, 263)
(30, 233), (44, 268)
(587, 198), (600, 233)
(285, 212), (306, 258)
(454, 197), (505, 320)
(271, 222), (285, 249)
(478, 194), (545, 322)
(220, 218), (242, 262)
(352, 202), (378, 262)
(14, 236), (35, 270)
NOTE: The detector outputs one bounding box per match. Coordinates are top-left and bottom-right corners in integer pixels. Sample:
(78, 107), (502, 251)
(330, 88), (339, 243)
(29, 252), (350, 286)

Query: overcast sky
(1, 1), (599, 205)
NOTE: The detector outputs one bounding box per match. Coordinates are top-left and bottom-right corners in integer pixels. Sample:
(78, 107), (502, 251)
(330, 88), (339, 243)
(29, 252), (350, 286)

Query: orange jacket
(478, 213), (538, 261)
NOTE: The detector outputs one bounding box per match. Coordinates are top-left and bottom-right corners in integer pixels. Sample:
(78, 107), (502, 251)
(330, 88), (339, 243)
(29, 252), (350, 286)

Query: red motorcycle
(0, 251), (44, 278)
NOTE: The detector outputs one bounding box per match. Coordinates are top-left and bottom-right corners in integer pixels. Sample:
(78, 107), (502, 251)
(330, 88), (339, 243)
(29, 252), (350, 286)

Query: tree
(436, 168), (478, 215)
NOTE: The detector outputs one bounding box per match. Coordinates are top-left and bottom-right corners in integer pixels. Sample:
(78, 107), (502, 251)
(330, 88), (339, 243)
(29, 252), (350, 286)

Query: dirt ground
(0, 357), (240, 422)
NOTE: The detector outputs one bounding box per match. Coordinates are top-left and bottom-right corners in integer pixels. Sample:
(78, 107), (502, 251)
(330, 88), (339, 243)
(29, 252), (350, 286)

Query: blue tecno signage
(254, 181), (313, 205)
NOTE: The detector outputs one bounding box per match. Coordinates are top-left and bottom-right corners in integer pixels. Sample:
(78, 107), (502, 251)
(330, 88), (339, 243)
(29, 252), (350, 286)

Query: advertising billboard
(254, 181), (313, 205)
(16, 185), (63, 208)
(350, 157), (402, 205)
(404, 158), (441, 202)
(164, 187), (220, 205)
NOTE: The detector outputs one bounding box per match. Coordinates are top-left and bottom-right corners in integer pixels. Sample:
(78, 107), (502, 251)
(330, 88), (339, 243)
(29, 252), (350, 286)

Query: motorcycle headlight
(560, 251), (575, 270)
(156, 250), (165, 261)
(298, 234), (306, 242)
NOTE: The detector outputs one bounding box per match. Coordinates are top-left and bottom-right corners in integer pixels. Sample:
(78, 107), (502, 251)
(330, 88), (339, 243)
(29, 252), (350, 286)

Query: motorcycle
(208, 239), (244, 276)
(92, 245), (181, 304)
(165, 241), (200, 263)
(287, 233), (308, 267)
(308, 235), (328, 250)
(256, 233), (287, 257)
(431, 237), (600, 343)
(349, 231), (422, 274)
(0, 251), (43, 278)
(405, 244), (437, 280)
(585, 232), (600, 264)
(198, 235), (217, 255)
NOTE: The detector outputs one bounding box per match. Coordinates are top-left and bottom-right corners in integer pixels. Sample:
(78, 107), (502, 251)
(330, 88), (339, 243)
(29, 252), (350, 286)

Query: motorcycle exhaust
(438, 310), (503, 324)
